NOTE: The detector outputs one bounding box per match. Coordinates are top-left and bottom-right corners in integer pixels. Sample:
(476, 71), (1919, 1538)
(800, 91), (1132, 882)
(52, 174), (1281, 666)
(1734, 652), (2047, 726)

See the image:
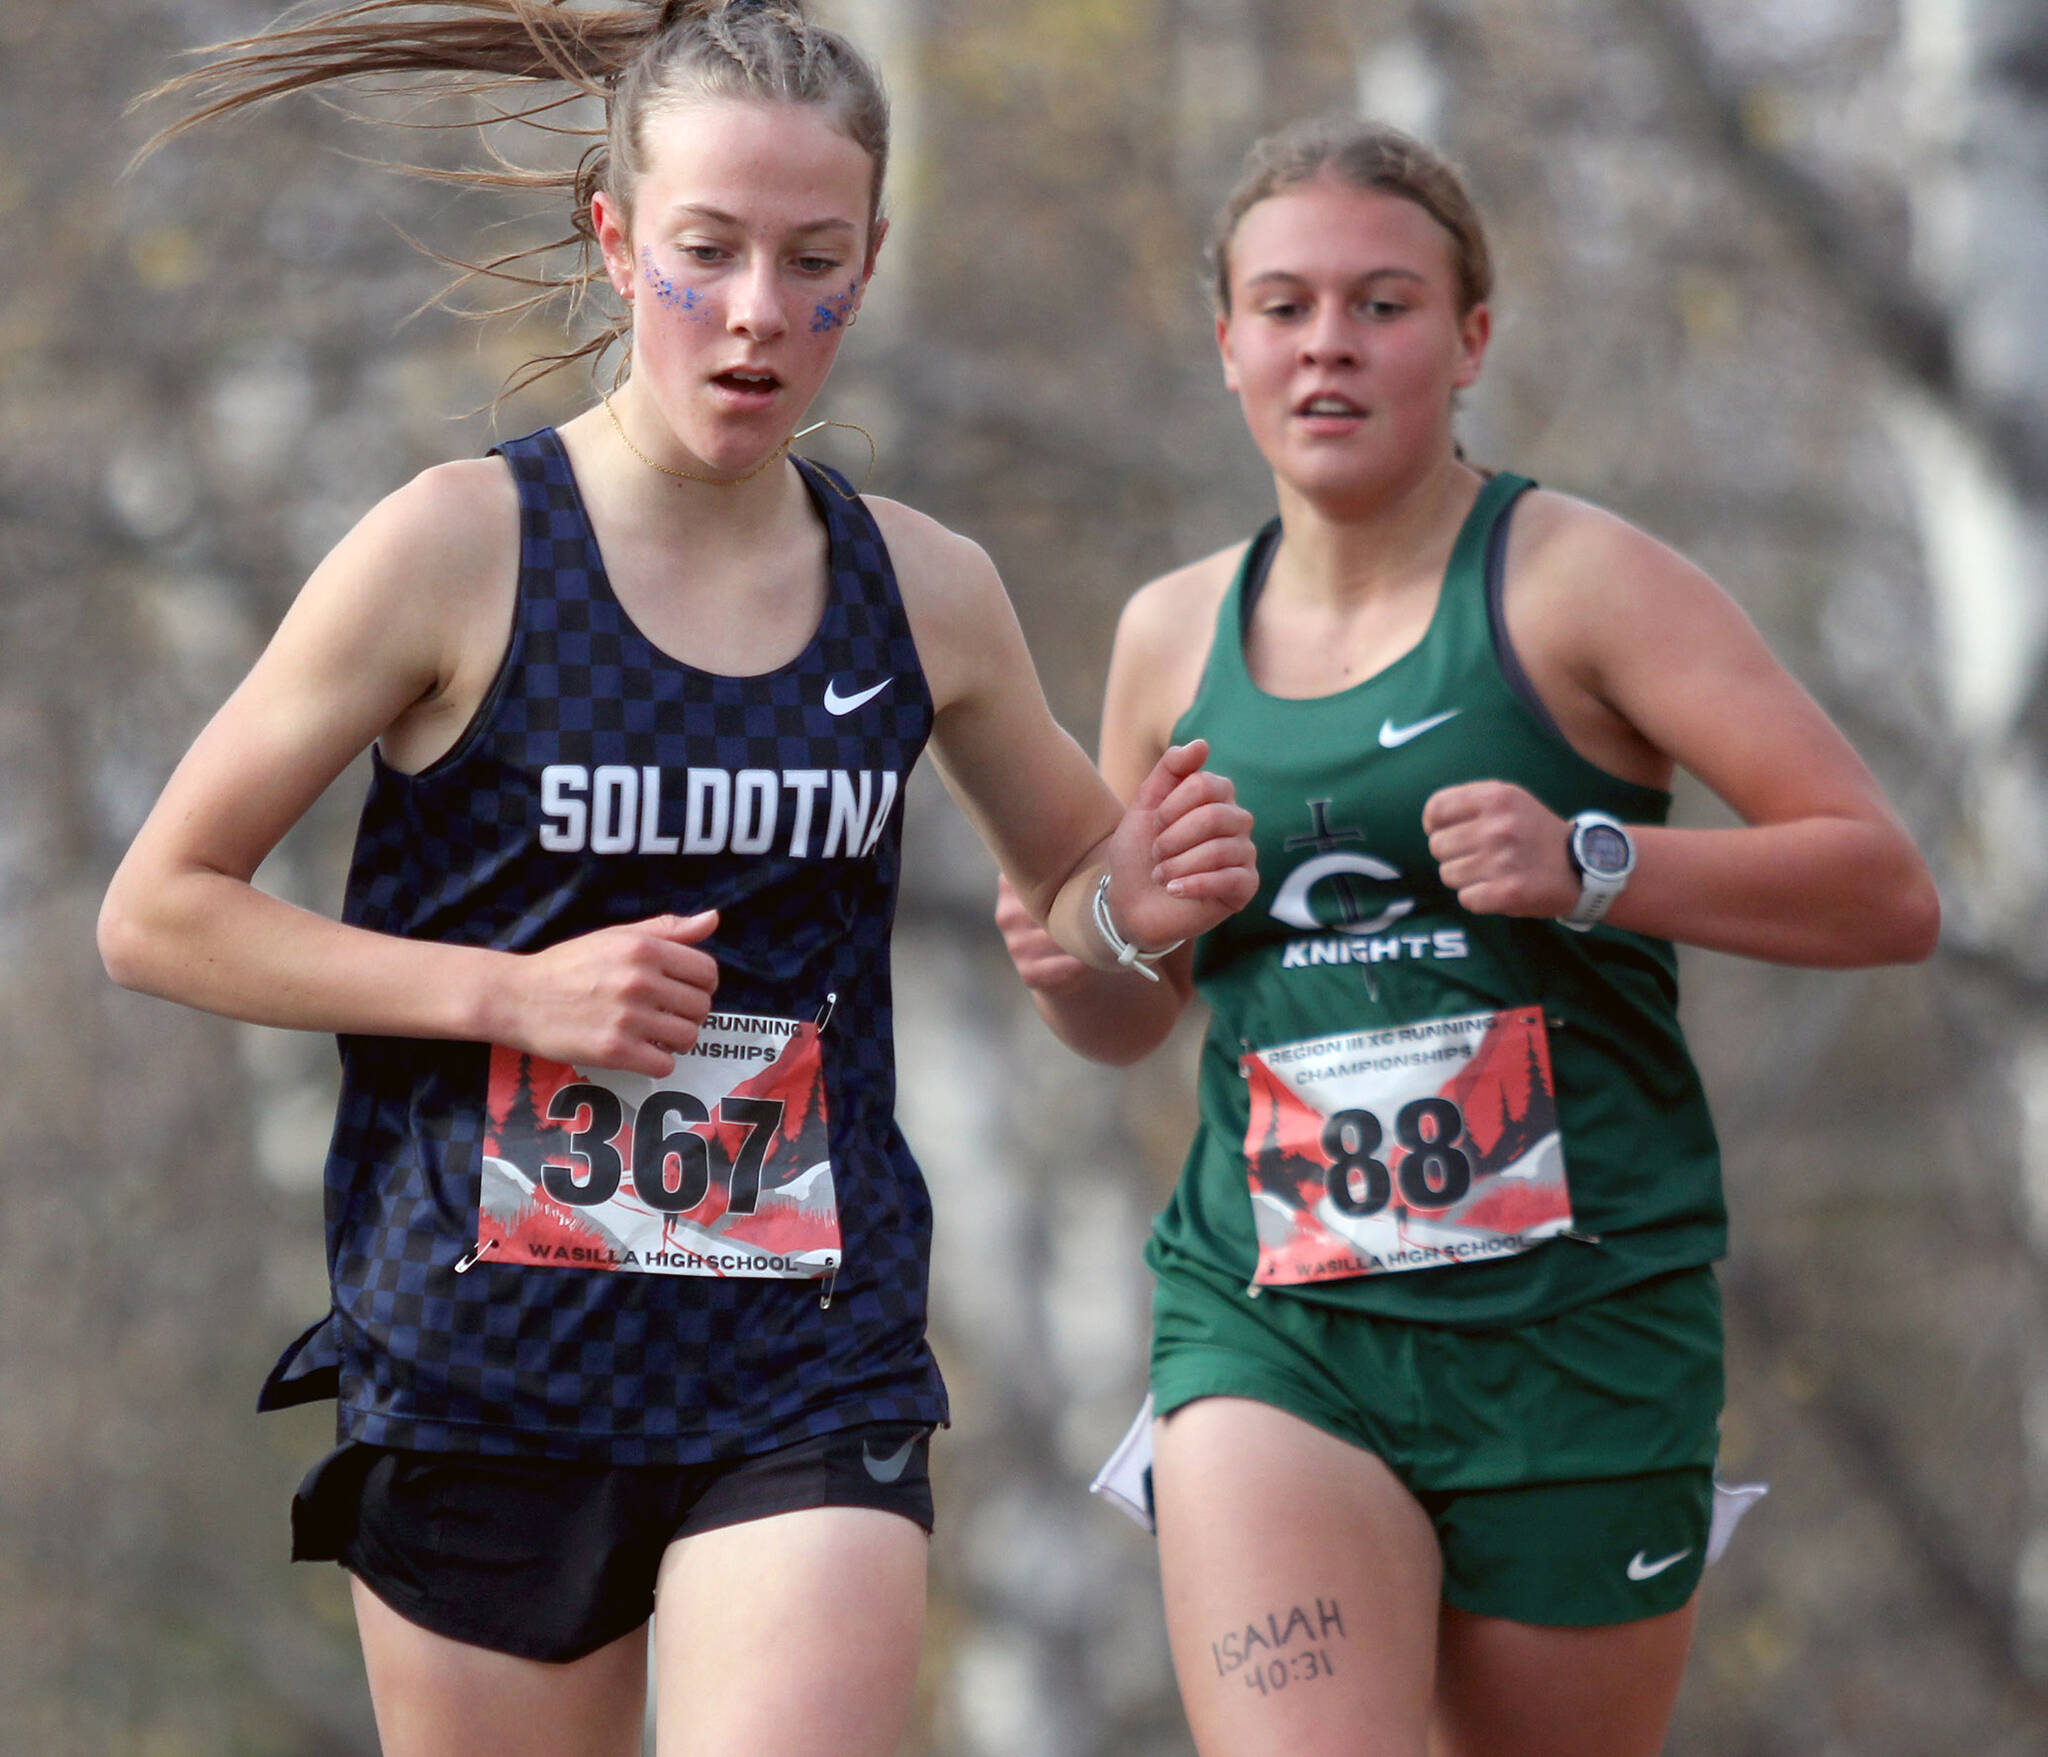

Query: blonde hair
(137, 0), (889, 393)
(1208, 116), (1492, 317)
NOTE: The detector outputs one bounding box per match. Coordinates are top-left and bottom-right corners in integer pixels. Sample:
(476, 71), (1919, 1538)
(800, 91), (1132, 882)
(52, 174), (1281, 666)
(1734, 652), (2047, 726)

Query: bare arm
(98, 462), (719, 1077)
(1424, 500), (1939, 967)
(990, 552), (1240, 1064)
(874, 503), (1255, 1011)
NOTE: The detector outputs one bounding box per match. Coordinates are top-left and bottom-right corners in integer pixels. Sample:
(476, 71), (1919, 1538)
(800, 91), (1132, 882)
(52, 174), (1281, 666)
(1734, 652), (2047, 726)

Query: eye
(1257, 299), (1306, 321)
(681, 243), (728, 265)
(794, 254), (846, 276)
(1359, 295), (1412, 320)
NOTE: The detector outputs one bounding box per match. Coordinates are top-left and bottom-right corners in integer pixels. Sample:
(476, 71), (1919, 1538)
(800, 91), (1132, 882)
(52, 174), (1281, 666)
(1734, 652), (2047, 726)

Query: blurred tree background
(2, 0), (2044, 1751)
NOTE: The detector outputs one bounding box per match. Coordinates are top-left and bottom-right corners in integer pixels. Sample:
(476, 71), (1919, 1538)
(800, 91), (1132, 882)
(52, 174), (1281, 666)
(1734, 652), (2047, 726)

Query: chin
(1289, 440), (1441, 503)
(1279, 453), (1384, 500)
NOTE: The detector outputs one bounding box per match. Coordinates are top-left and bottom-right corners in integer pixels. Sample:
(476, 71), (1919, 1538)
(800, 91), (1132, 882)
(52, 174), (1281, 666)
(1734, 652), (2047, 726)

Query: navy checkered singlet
(259, 428), (949, 1463)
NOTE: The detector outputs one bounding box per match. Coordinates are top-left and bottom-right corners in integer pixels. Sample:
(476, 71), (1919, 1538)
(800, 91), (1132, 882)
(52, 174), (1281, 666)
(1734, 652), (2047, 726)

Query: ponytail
(134, 1), (888, 397)
(135, 2), (654, 151)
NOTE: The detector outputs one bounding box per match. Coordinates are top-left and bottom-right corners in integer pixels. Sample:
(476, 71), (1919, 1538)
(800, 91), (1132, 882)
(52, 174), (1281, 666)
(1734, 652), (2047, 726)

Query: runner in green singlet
(996, 117), (1939, 1757)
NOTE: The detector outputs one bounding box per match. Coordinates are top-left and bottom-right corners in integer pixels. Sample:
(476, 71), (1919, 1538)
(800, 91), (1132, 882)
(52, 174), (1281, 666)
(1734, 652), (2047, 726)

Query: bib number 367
(1241, 1005), (1573, 1285)
(538, 1085), (786, 1216)
(476, 1010), (841, 1280)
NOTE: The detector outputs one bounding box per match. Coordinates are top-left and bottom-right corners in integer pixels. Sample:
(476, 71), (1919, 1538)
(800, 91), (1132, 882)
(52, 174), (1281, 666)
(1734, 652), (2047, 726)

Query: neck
(557, 408), (812, 561)
(571, 386), (805, 525)
(1268, 451), (1480, 609)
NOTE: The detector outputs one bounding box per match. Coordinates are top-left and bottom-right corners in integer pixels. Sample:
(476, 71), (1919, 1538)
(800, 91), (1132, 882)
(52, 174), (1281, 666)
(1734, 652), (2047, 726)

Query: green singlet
(1148, 473), (1725, 1328)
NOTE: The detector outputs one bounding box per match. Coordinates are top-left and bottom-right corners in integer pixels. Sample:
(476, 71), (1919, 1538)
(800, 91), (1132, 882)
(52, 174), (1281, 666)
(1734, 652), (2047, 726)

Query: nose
(725, 254), (789, 342)
(1298, 304), (1359, 367)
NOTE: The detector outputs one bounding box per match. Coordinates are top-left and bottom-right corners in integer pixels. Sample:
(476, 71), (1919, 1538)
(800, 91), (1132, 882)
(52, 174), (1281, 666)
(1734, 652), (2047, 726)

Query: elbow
(1846, 859), (1941, 967)
(1828, 825), (1940, 966)
(97, 883), (161, 994)
(1888, 872), (1943, 965)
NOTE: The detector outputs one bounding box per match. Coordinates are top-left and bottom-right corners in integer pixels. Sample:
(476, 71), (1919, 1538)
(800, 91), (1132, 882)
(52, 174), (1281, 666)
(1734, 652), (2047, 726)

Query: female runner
(98, 5), (1256, 1754)
(997, 116), (1939, 1757)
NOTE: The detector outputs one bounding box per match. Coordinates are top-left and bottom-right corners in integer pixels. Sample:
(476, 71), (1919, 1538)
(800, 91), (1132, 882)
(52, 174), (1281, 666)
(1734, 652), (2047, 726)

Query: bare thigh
(1430, 1598), (1698, 1757)
(650, 1505), (928, 1757)
(351, 1574), (647, 1757)
(1153, 1396), (1443, 1757)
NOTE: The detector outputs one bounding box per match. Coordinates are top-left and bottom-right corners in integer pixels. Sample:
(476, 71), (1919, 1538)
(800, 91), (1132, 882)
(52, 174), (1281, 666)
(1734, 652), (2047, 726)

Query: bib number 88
(1322, 1097), (1471, 1214)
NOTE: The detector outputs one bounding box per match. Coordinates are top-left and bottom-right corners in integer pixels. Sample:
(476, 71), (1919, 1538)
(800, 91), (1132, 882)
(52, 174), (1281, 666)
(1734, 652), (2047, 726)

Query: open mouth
(1295, 393), (1365, 418)
(714, 368), (781, 395)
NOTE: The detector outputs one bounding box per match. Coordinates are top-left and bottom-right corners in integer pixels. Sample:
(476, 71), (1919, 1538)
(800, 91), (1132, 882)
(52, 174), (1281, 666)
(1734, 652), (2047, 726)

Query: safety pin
(453, 1238), (500, 1275)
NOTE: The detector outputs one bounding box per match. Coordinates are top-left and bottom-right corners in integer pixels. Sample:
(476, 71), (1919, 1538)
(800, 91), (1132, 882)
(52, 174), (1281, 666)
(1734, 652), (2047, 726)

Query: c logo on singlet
(1269, 800), (1415, 937)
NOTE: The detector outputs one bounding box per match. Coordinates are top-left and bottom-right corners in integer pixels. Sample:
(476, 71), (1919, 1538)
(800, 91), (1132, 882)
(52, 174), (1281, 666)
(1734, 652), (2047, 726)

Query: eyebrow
(1241, 265), (1430, 291)
(667, 203), (858, 236)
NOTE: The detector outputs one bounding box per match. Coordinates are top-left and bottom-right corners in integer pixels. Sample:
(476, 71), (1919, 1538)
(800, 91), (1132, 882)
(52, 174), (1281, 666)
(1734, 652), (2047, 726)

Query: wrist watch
(1562, 811), (1636, 930)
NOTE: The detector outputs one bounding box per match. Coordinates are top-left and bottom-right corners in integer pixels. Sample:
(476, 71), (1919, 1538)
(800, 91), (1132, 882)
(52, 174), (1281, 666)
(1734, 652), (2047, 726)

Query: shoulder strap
(793, 455), (899, 617)
(1236, 517), (1284, 639)
(487, 426), (563, 503)
(485, 427), (591, 616)
(1473, 475), (1573, 742)
(793, 456), (883, 552)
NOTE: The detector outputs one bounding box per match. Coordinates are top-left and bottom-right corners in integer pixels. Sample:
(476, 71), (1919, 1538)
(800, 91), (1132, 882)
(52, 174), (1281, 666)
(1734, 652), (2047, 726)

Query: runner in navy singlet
(997, 119), (1938, 1757)
(98, 6), (1257, 1753)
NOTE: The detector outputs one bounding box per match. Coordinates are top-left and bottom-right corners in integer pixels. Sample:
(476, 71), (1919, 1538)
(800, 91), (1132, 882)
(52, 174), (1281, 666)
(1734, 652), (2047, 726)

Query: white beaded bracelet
(1091, 872), (1185, 982)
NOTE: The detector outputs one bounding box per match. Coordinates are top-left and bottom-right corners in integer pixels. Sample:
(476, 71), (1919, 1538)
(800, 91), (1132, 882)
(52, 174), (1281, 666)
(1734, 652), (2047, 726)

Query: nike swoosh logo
(1378, 709), (1461, 748)
(1626, 1547), (1694, 1581)
(824, 676), (892, 715)
(862, 1436), (917, 1483)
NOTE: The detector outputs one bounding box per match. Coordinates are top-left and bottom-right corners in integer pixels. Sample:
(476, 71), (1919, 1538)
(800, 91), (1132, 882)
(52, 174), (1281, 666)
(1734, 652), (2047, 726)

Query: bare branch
(1626, 0), (2048, 505)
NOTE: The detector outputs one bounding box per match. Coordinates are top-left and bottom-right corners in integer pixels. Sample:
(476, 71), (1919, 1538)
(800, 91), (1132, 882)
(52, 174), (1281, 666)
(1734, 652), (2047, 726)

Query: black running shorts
(291, 1422), (934, 1662)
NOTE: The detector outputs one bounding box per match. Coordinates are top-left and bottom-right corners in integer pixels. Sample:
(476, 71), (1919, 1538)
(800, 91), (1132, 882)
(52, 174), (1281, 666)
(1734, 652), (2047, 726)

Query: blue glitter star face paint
(810, 278), (860, 334)
(641, 246), (704, 317)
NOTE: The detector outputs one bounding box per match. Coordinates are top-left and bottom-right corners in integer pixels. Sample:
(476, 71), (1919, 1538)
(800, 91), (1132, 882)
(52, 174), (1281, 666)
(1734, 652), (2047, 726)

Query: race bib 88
(476, 1009), (840, 1279)
(1241, 1005), (1572, 1284)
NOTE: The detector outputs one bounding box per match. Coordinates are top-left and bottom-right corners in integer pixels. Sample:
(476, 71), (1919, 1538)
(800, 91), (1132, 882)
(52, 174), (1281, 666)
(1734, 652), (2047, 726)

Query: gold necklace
(600, 391), (877, 497)
(601, 390), (790, 486)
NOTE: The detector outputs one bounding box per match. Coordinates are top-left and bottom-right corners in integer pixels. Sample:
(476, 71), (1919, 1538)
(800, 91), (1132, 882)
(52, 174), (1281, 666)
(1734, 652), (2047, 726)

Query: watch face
(1579, 824), (1632, 876)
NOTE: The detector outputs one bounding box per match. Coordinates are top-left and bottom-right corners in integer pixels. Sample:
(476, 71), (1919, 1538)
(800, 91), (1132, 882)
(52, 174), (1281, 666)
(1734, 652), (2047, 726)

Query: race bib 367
(475, 1009), (840, 1279)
